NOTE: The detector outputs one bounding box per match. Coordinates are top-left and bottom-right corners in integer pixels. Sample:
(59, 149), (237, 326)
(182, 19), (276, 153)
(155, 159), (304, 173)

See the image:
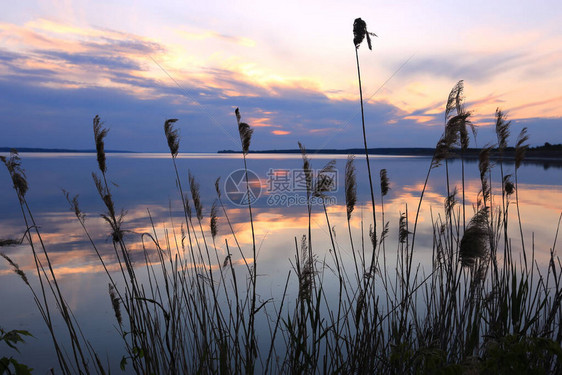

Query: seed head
(515, 127), (529, 169)
(1, 150), (28, 199)
(380, 168), (390, 197)
(235, 108), (253, 155)
(353, 18), (377, 50)
(93, 115), (109, 173)
(164, 119), (180, 158)
(345, 155), (357, 220)
(210, 200), (219, 239)
(460, 208), (490, 268)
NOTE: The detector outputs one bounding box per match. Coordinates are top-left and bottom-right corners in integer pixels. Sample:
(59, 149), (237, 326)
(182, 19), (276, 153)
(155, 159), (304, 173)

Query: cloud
(272, 130), (290, 135)
(84, 37), (164, 55)
(0, 66), (453, 153)
(0, 20), (167, 97)
(509, 96), (562, 116)
(396, 51), (528, 83)
(177, 29), (255, 47)
(40, 50), (142, 70)
(0, 17), (559, 153)
(0, 49), (20, 62)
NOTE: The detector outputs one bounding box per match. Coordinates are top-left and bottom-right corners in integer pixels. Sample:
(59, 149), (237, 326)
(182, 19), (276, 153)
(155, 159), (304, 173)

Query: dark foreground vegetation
(1, 18), (561, 374)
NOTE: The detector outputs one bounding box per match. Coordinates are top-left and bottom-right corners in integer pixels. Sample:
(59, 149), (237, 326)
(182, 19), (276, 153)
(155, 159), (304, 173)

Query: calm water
(1, 152), (561, 372)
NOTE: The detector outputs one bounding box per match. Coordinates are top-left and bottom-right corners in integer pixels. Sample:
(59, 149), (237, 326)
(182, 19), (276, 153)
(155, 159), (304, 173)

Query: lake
(1, 152), (561, 372)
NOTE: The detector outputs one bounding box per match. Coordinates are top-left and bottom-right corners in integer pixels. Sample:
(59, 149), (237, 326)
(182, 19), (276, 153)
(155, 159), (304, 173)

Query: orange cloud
(272, 130), (291, 135)
(403, 115), (436, 124)
(309, 128), (340, 134)
(508, 96), (562, 117)
(249, 117), (275, 127)
(0, 19), (168, 99)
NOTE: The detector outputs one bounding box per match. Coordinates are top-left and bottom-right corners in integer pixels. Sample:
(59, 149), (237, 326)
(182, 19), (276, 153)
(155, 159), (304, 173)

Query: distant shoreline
(0, 147), (134, 153)
(219, 147), (437, 156)
(218, 147), (562, 161)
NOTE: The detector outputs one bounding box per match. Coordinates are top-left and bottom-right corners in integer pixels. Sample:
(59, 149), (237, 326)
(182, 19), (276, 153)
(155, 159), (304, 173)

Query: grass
(1, 19), (562, 374)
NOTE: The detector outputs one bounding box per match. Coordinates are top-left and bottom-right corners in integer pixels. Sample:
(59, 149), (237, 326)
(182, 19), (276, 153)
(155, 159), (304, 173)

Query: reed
(2, 22), (561, 375)
(2, 149), (105, 374)
(353, 17), (378, 264)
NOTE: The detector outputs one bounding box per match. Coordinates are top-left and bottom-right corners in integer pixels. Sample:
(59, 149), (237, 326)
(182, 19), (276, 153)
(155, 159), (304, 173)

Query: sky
(1, 0), (561, 152)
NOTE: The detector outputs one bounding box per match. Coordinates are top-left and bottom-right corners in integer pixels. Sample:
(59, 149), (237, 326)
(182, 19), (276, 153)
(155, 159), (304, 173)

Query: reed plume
(460, 208), (490, 267)
(441, 81), (475, 154)
(345, 156), (357, 220)
(297, 235), (314, 302)
(214, 177), (221, 199)
(380, 222), (390, 243)
(0, 239), (20, 246)
(380, 169), (390, 197)
(63, 190), (85, 223)
(445, 187), (458, 218)
(0, 253), (29, 286)
(164, 119), (180, 158)
(188, 170), (203, 222)
(515, 127), (529, 169)
(210, 200), (219, 239)
(92, 173), (112, 215)
(399, 213), (409, 244)
(353, 18), (367, 48)
(184, 193), (193, 220)
(93, 115), (109, 173)
(495, 108), (510, 153)
(314, 160), (336, 197)
(235, 107), (241, 124)
(478, 146), (493, 205)
(344, 155), (360, 283)
(369, 224), (377, 250)
(379, 168), (390, 266)
(433, 131), (457, 168)
(355, 289), (365, 325)
(92, 172), (125, 242)
(108, 283), (122, 326)
(235, 108), (253, 155)
(298, 142), (313, 198)
(102, 210), (126, 243)
(503, 175), (515, 196)
(353, 18), (377, 50)
(222, 254), (231, 269)
(434, 100), (470, 167)
(1, 150), (28, 199)
(445, 80), (464, 121)
(446, 112), (473, 150)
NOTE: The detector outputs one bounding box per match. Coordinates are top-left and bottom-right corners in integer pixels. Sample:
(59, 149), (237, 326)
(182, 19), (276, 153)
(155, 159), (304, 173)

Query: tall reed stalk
(234, 108), (258, 374)
(353, 18), (378, 261)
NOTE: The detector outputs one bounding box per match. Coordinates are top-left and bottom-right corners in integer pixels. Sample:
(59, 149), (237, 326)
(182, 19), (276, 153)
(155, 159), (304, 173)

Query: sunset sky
(1, 0), (561, 152)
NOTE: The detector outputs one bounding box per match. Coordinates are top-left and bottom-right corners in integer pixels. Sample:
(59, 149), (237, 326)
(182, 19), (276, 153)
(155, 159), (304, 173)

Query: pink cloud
(272, 130), (291, 135)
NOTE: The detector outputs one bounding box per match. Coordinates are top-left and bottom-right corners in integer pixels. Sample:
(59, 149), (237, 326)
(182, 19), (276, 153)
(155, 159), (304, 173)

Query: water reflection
(1, 153), (561, 271)
(0, 153), (561, 371)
